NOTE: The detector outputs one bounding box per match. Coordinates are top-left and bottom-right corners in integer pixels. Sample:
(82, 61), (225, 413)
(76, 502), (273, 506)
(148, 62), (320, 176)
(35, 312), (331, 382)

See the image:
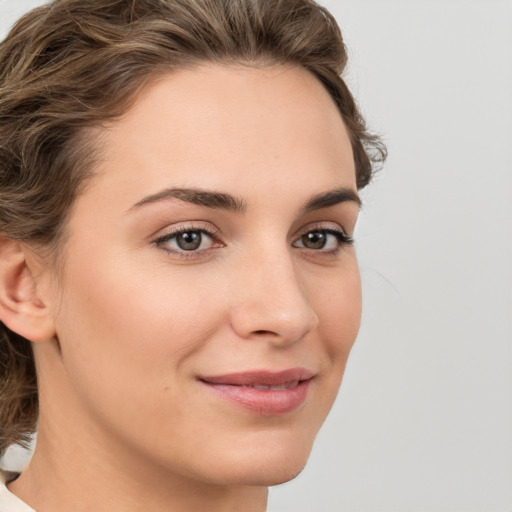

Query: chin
(252, 464), (308, 487)
(214, 459), (310, 487)
(201, 436), (315, 487)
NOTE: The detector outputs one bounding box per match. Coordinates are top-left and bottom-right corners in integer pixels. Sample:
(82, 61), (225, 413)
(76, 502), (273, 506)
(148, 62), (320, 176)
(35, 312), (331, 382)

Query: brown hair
(0, 0), (386, 456)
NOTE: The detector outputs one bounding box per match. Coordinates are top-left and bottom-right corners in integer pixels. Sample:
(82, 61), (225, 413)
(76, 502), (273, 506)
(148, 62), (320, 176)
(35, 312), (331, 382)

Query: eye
(293, 228), (353, 252)
(172, 230), (209, 251)
(154, 226), (219, 255)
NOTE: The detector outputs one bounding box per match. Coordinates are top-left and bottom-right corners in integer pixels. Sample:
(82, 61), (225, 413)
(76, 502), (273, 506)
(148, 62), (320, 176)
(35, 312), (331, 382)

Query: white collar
(0, 469), (36, 512)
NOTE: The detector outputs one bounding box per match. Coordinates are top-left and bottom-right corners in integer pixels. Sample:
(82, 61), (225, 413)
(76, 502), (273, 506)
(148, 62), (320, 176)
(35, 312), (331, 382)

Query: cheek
(54, 250), (225, 404)
(311, 258), (362, 362)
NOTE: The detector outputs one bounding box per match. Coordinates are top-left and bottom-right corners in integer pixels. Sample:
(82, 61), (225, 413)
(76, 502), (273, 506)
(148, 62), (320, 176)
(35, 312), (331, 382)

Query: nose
(229, 249), (319, 347)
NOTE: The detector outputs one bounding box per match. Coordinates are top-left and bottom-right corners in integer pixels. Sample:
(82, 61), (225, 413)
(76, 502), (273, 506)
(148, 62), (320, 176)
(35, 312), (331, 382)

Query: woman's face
(43, 64), (361, 485)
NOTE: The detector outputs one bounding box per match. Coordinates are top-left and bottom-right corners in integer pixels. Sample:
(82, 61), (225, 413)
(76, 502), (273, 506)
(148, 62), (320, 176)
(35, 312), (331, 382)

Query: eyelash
(152, 223), (221, 259)
(294, 228), (354, 256)
(153, 224), (354, 260)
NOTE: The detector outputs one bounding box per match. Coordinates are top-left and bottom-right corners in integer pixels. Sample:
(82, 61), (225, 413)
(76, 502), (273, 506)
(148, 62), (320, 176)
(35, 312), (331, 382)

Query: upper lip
(198, 368), (315, 386)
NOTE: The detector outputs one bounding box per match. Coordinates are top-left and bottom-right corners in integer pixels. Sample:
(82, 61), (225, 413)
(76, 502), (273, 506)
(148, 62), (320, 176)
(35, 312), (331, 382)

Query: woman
(0, 0), (386, 510)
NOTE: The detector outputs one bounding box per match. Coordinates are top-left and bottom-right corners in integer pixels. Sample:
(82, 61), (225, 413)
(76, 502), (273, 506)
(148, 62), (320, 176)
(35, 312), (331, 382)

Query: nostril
(230, 300), (317, 345)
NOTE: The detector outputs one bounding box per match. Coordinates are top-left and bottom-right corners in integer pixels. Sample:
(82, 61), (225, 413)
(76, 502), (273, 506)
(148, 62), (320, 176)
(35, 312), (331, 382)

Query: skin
(6, 63), (361, 512)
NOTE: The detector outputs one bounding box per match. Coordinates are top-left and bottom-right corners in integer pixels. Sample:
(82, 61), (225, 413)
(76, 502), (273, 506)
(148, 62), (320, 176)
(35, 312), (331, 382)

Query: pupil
(177, 231), (202, 250)
(303, 231), (326, 249)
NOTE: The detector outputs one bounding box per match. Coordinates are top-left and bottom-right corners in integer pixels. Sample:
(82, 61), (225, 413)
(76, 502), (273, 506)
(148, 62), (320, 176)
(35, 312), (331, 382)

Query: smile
(198, 368), (315, 416)
(245, 381), (299, 390)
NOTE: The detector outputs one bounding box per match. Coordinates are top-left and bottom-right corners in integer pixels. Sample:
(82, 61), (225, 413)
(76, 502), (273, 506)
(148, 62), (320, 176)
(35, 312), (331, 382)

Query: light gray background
(1, 1), (511, 511)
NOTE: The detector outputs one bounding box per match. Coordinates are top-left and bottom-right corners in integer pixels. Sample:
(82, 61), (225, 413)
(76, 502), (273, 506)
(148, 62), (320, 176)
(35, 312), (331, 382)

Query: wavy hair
(0, 0), (386, 455)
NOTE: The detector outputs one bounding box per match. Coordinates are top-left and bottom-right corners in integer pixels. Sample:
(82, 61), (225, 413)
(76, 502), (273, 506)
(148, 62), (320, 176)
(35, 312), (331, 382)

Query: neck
(9, 383), (268, 512)
(10, 426), (268, 512)
(8, 343), (269, 512)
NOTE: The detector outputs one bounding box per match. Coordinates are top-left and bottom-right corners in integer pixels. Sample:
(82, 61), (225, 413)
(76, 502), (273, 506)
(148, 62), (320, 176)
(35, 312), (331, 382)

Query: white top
(0, 470), (35, 512)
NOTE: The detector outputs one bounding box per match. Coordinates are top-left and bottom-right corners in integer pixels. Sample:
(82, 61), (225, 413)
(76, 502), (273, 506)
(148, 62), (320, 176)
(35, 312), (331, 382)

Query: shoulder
(0, 469), (35, 512)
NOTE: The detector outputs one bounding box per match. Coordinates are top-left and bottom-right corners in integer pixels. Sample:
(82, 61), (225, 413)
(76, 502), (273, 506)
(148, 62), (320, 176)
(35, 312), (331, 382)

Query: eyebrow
(128, 187), (248, 213)
(128, 186), (360, 214)
(300, 188), (361, 214)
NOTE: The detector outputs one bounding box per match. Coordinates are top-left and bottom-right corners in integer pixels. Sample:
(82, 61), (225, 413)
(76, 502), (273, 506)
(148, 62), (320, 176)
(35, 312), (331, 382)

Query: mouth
(198, 368), (315, 415)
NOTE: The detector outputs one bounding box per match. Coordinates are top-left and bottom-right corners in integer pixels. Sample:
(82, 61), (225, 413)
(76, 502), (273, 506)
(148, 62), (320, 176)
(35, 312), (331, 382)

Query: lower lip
(200, 379), (312, 416)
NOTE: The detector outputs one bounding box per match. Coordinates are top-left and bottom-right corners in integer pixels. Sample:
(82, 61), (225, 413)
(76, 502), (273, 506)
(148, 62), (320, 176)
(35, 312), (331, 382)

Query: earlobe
(0, 236), (56, 343)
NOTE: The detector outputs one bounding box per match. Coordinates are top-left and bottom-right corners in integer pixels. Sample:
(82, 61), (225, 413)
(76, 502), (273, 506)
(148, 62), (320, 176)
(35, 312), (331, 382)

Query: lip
(198, 368), (315, 416)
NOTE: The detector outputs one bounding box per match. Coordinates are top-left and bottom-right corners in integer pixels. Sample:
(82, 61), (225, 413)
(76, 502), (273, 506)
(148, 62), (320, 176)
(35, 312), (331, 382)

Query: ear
(0, 236), (56, 342)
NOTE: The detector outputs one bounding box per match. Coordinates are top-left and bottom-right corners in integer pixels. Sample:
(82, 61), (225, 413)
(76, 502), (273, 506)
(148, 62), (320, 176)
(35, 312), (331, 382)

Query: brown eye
(293, 228), (353, 252)
(157, 228), (216, 253)
(176, 231), (203, 251)
(301, 231), (328, 249)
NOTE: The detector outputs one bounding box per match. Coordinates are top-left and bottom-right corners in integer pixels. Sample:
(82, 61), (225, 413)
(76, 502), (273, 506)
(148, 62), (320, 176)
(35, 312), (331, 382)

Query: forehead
(83, 63), (356, 211)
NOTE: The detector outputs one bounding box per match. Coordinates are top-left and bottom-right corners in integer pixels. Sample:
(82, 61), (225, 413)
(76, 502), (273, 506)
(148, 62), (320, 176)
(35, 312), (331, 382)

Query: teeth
(249, 381), (299, 390)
